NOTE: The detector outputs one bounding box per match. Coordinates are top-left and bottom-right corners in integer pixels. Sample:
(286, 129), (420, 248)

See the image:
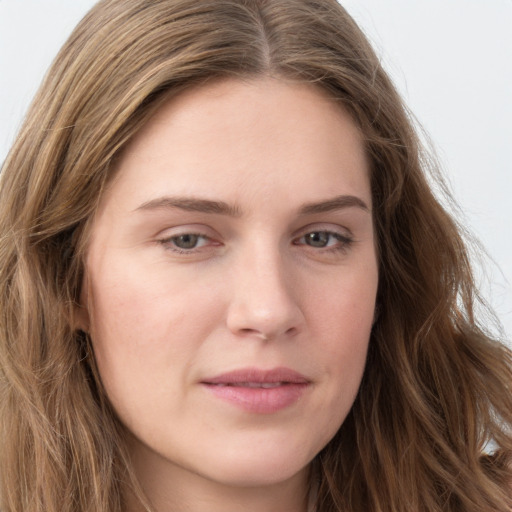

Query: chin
(192, 435), (321, 488)
(204, 459), (310, 488)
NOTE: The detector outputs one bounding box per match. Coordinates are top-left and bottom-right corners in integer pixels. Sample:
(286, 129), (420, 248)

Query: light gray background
(1, 1), (511, 341)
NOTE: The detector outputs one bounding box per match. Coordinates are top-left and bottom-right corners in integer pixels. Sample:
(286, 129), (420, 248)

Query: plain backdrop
(1, 1), (511, 341)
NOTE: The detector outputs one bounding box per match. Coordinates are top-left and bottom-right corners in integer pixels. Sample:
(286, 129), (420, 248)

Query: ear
(74, 304), (90, 332)
(73, 276), (91, 332)
(372, 304), (380, 326)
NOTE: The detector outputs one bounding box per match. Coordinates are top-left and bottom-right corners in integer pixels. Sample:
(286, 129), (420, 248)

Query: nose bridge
(226, 239), (303, 340)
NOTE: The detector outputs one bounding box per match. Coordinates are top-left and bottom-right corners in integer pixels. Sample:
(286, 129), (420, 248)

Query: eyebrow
(299, 195), (369, 215)
(135, 197), (242, 216)
(134, 194), (369, 216)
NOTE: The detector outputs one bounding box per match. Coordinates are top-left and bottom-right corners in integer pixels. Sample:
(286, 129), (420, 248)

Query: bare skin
(80, 77), (378, 512)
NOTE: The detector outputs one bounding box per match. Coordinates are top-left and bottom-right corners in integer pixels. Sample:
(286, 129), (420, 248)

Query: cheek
(89, 256), (218, 342)
(307, 265), (377, 424)
(85, 260), (220, 408)
(311, 263), (377, 349)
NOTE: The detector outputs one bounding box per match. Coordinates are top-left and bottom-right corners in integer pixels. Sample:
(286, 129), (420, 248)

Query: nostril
(239, 328), (270, 341)
(237, 326), (298, 341)
(284, 326), (298, 336)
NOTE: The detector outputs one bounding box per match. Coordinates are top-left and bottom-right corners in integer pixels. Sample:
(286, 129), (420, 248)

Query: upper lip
(201, 367), (310, 385)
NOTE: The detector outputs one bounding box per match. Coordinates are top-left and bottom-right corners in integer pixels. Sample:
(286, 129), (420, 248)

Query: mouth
(202, 367), (310, 385)
(201, 367), (311, 414)
(210, 382), (292, 389)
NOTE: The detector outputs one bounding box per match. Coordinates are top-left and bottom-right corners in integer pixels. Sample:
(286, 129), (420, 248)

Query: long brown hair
(0, 1), (510, 511)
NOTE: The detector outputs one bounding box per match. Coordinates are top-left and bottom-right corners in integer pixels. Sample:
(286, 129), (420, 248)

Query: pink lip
(201, 367), (310, 414)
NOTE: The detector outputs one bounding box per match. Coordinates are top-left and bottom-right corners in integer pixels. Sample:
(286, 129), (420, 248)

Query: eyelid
(291, 223), (356, 256)
(293, 231), (353, 247)
(155, 224), (223, 254)
(154, 223), (355, 256)
(292, 222), (354, 239)
(154, 222), (215, 237)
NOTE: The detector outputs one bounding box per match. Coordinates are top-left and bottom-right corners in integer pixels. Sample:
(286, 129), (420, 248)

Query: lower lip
(202, 383), (309, 414)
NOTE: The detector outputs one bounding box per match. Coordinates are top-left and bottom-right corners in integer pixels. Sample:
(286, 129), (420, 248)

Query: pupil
(306, 232), (329, 247)
(175, 234), (199, 249)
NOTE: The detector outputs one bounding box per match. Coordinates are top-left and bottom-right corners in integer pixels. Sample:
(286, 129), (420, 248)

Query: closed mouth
(207, 381), (296, 388)
(201, 369), (310, 413)
(201, 367), (310, 387)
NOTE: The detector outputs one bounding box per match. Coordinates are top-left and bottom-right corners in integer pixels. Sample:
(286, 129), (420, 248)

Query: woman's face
(81, 78), (378, 491)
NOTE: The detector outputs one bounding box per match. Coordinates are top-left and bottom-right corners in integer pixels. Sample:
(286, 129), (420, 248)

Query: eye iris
(174, 234), (199, 249)
(305, 232), (330, 247)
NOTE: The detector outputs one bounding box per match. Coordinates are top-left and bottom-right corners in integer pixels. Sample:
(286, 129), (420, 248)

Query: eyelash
(157, 230), (354, 255)
(158, 233), (213, 254)
(293, 231), (354, 253)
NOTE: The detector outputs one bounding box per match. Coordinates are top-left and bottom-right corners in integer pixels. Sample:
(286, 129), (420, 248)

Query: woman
(0, 1), (510, 511)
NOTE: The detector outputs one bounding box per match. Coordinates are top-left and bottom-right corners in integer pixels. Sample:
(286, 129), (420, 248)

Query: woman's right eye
(158, 233), (211, 253)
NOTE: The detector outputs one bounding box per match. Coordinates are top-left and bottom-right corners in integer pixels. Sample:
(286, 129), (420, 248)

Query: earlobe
(73, 275), (91, 332)
(372, 304), (380, 326)
(74, 303), (90, 332)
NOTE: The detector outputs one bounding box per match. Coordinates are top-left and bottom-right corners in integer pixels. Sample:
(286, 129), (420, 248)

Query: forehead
(102, 77), (371, 214)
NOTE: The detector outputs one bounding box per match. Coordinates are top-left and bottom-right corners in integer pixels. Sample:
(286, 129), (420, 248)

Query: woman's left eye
(294, 231), (353, 250)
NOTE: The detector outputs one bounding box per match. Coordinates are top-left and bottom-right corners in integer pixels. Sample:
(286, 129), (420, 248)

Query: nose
(226, 248), (304, 341)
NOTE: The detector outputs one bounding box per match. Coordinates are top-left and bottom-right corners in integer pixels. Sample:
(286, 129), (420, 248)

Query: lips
(214, 382), (285, 388)
(201, 367), (310, 414)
